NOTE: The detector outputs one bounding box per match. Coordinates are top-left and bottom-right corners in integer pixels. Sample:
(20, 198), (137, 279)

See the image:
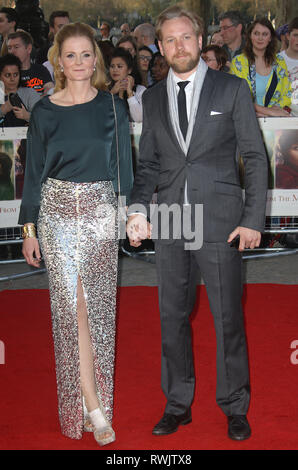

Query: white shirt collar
(173, 66), (198, 87)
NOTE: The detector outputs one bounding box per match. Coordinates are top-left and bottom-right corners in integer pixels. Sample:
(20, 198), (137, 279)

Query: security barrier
(1, 119), (298, 281)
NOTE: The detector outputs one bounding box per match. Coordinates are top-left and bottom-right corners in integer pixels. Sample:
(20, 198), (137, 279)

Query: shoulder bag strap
(111, 93), (121, 196)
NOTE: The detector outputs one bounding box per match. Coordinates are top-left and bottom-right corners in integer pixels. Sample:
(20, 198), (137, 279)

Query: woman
(19, 23), (133, 446)
(210, 30), (224, 47)
(109, 47), (146, 122)
(0, 54), (40, 126)
(276, 130), (298, 188)
(116, 35), (138, 58)
(230, 18), (292, 117)
(116, 35), (142, 85)
(137, 45), (153, 87)
(149, 52), (169, 85)
(201, 45), (228, 71)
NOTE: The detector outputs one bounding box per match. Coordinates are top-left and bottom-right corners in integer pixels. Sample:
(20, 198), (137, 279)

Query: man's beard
(167, 50), (200, 74)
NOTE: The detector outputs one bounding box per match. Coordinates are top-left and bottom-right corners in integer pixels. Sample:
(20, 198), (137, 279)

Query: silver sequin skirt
(37, 177), (118, 439)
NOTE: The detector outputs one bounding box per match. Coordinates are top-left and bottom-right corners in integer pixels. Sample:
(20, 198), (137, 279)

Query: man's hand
(227, 226), (261, 251)
(126, 214), (151, 247)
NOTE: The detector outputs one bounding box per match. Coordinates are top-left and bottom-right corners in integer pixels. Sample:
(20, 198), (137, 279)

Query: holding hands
(126, 214), (151, 247)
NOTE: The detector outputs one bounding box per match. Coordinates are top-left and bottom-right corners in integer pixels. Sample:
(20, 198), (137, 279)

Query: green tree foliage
(6, 0), (296, 30)
(212, 0), (277, 23)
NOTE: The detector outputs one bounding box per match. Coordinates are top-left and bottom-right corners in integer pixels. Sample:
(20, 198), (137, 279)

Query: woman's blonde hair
(48, 22), (108, 92)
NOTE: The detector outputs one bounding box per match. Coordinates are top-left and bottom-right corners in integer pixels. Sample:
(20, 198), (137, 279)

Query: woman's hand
(22, 237), (42, 267)
(267, 105), (290, 117)
(254, 103), (290, 118)
(110, 79), (128, 99)
(0, 100), (13, 115)
(13, 104), (30, 121)
(110, 81), (122, 95)
(126, 75), (135, 98)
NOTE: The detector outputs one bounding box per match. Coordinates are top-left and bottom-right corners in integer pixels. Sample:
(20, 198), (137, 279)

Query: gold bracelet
(22, 224), (36, 239)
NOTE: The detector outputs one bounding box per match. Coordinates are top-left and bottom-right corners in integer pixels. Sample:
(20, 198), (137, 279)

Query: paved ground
(0, 247), (298, 291)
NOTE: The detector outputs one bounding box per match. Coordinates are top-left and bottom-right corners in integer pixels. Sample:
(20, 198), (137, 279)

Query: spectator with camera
(109, 47), (145, 122)
(0, 53), (40, 126)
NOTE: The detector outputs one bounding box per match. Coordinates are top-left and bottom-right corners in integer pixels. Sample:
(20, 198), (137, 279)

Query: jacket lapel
(158, 80), (183, 151)
(188, 69), (216, 154)
(158, 69), (217, 156)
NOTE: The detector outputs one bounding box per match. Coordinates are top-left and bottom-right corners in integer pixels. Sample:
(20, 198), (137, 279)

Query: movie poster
(0, 121), (298, 229)
(259, 118), (298, 217)
(0, 128), (27, 228)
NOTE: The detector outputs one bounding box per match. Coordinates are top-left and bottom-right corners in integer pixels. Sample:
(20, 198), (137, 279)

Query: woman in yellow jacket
(230, 18), (292, 117)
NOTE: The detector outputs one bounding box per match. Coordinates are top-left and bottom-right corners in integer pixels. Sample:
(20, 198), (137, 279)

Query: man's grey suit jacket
(129, 66), (268, 244)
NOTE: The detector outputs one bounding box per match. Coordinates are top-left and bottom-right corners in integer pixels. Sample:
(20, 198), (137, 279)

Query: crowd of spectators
(0, 6), (297, 126)
(0, 6), (298, 257)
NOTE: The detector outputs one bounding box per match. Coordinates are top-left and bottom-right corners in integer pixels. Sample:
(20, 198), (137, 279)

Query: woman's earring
(60, 66), (64, 73)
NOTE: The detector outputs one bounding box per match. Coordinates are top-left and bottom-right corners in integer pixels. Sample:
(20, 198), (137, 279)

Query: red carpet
(0, 284), (298, 450)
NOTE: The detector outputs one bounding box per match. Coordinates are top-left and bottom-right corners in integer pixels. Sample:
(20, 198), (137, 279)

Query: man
(36, 10), (70, 64)
(127, 6), (268, 441)
(134, 23), (158, 53)
(7, 30), (54, 95)
(219, 10), (245, 64)
(100, 22), (111, 41)
(279, 17), (298, 113)
(0, 7), (18, 56)
(100, 21), (117, 46)
(120, 23), (131, 36)
(276, 23), (289, 51)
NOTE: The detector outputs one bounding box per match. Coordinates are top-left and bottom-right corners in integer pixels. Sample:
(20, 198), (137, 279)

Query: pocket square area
(210, 111), (222, 115)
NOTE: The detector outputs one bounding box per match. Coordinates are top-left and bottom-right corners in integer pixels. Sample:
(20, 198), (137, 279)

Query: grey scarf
(166, 58), (208, 155)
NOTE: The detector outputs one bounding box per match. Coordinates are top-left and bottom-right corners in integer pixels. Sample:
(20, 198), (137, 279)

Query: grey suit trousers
(155, 239), (250, 417)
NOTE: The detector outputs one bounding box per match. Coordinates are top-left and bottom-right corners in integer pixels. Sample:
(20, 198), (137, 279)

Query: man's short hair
(218, 10), (245, 34)
(0, 7), (18, 28)
(276, 23), (289, 40)
(49, 11), (70, 28)
(101, 22), (111, 33)
(7, 30), (33, 47)
(156, 6), (203, 41)
(288, 17), (298, 34)
(135, 22), (156, 42)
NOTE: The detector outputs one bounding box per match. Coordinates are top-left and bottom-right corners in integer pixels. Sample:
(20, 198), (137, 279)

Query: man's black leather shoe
(227, 415), (251, 441)
(152, 409), (192, 435)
